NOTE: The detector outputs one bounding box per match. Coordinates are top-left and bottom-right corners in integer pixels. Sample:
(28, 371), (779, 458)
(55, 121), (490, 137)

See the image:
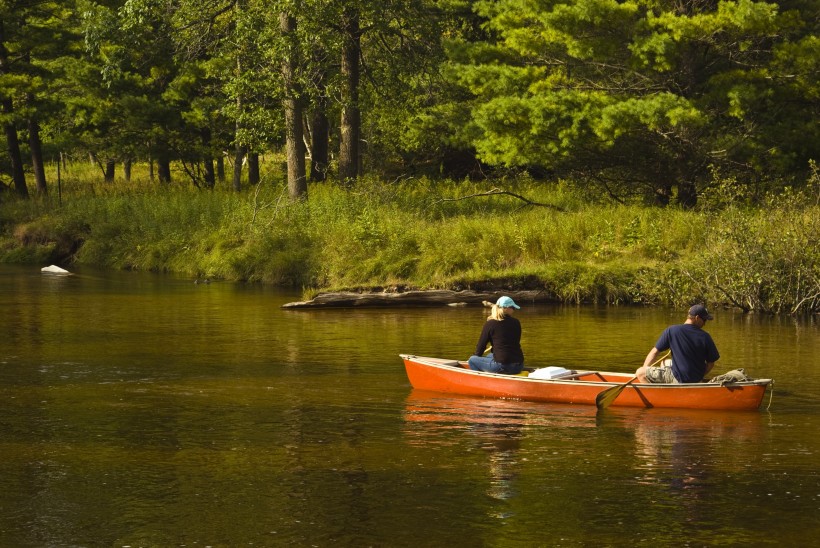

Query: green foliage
(633, 185), (820, 314)
(535, 261), (639, 304)
(2, 159), (818, 314)
(434, 0), (819, 205)
(701, 191), (820, 314)
(4, 0), (816, 200)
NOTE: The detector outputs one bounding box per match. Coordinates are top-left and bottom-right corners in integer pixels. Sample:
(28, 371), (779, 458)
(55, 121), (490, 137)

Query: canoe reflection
(404, 390), (768, 519)
(403, 389), (600, 429)
(597, 407), (767, 479)
(598, 407), (768, 523)
(403, 391), (600, 506)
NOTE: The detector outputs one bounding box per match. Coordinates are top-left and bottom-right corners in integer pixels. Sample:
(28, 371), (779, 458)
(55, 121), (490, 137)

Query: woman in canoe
(467, 296), (525, 374)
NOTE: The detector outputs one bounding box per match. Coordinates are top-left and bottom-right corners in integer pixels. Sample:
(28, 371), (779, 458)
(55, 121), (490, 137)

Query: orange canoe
(400, 354), (773, 411)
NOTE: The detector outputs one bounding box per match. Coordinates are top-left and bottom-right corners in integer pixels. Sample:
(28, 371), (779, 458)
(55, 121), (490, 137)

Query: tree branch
(432, 188), (565, 211)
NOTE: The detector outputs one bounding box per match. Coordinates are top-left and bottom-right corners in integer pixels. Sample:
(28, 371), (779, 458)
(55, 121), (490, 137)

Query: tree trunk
(233, 143), (245, 191)
(338, 7), (361, 185)
(248, 152), (260, 185)
(216, 155), (225, 183)
(104, 159), (115, 182)
(677, 180), (698, 208)
(204, 158), (216, 188)
(0, 23), (27, 198)
(124, 159), (132, 181)
(280, 12), (307, 199)
(232, 48), (244, 192)
(309, 47), (329, 183)
(157, 156), (171, 183)
(282, 289), (552, 309)
(310, 108), (329, 182)
(28, 117), (47, 195)
(201, 127), (215, 188)
(2, 108), (27, 198)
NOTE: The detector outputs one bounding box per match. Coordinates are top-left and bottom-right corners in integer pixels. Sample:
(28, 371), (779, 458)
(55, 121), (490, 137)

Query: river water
(0, 265), (818, 546)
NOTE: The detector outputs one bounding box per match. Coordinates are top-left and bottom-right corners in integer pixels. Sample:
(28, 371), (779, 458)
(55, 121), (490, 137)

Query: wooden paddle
(595, 376), (638, 409)
(595, 351), (670, 410)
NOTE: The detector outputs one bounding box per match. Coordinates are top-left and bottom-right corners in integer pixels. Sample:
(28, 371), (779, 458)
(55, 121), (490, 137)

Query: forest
(1, 0), (818, 314)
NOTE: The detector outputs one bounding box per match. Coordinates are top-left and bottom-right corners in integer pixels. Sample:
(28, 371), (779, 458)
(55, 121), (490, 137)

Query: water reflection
(1, 265), (818, 546)
(403, 391), (527, 514)
(403, 390), (775, 530)
(402, 391), (606, 523)
(598, 408), (767, 528)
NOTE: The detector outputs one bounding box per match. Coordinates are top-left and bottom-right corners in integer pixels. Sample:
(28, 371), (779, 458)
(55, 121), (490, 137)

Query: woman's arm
(474, 322), (492, 356)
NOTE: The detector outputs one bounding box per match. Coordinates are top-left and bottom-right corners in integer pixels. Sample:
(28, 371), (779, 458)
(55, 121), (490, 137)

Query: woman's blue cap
(496, 296), (520, 309)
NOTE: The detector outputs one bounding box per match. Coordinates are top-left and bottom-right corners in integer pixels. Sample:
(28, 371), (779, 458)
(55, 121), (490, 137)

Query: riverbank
(1, 173), (818, 314)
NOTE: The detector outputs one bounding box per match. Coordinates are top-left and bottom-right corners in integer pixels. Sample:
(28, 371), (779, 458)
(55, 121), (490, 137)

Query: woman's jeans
(467, 353), (523, 374)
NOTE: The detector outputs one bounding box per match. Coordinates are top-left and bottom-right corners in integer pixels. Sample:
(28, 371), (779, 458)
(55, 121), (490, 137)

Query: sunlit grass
(1, 159), (818, 313)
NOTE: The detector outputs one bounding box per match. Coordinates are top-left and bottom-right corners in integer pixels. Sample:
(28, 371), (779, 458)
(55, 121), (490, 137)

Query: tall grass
(1, 160), (818, 314)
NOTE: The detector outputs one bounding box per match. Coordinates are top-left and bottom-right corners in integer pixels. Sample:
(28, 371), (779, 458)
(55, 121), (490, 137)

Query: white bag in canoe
(528, 366), (572, 380)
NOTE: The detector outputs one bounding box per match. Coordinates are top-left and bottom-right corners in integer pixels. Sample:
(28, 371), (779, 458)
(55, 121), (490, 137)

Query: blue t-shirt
(655, 324), (720, 383)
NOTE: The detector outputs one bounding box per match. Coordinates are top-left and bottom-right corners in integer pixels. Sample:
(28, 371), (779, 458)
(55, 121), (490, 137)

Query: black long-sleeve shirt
(474, 317), (524, 365)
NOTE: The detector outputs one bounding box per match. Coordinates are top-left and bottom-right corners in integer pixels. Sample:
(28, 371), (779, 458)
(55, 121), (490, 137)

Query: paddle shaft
(595, 351), (671, 410)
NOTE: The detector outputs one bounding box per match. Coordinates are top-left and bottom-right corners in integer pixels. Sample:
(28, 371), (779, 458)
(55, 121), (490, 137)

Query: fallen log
(281, 289), (551, 308)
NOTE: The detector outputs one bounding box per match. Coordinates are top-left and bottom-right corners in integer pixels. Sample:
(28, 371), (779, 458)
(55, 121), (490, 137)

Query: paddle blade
(595, 377), (637, 410)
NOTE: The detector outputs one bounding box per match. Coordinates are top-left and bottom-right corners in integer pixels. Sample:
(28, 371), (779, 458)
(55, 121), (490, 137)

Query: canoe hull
(400, 355), (771, 411)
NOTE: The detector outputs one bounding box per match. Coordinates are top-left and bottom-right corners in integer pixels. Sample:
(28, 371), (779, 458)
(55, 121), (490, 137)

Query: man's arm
(704, 361), (716, 379)
(642, 347), (660, 368)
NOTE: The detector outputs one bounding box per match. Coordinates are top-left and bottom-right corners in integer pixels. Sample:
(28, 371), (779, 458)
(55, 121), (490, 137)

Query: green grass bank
(1, 163), (818, 315)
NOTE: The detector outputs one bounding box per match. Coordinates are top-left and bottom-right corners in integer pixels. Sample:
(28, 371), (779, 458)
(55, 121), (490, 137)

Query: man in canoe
(467, 296), (525, 374)
(636, 304), (720, 384)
